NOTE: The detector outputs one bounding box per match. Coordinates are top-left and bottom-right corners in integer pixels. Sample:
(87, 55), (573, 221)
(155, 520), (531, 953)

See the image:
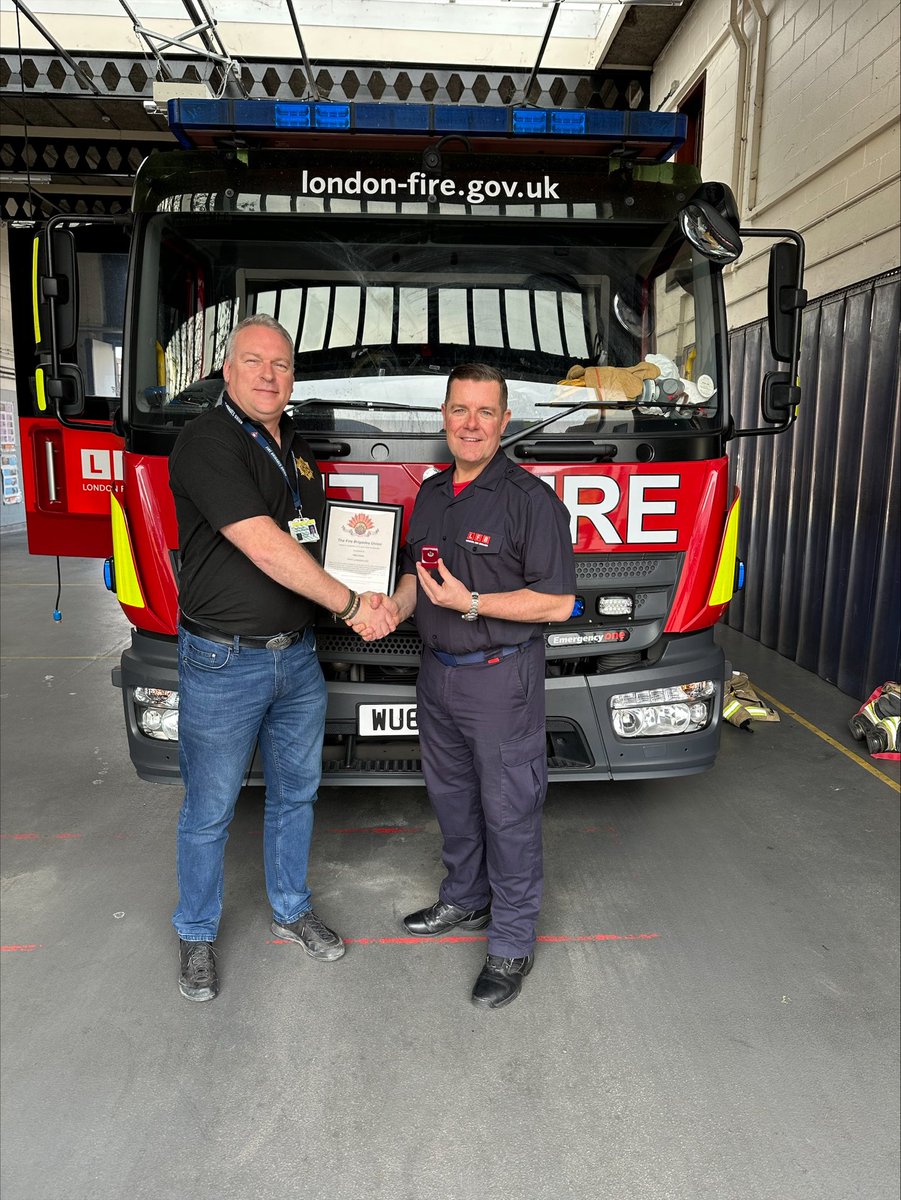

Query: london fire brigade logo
(345, 512), (375, 536)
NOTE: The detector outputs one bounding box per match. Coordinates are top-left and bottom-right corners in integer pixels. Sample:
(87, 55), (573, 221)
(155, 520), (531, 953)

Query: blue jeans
(172, 626), (327, 942)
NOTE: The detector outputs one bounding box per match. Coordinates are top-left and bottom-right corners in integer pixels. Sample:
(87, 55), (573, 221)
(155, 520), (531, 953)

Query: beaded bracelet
(344, 593), (362, 622)
(334, 588), (359, 620)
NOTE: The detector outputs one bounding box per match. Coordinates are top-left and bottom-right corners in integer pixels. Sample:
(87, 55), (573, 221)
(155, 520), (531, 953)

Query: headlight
(133, 687), (179, 741)
(610, 681), (715, 738)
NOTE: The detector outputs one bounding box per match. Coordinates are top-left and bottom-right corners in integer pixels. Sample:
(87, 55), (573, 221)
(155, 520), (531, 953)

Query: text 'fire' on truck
(15, 98), (806, 786)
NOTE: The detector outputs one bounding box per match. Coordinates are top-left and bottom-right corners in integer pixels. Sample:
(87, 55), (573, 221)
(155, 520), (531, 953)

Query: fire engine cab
(16, 98), (806, 785)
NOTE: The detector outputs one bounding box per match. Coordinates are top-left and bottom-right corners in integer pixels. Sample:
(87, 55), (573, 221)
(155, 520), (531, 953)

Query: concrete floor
(1, 526), (898, 1200)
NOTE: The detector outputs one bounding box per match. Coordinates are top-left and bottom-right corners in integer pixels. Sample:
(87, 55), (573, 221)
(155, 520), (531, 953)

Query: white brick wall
(655, 0), (901, 326)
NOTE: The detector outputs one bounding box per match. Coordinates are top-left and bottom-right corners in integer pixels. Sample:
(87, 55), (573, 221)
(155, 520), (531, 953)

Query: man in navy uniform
(378, 363), (575, 1008)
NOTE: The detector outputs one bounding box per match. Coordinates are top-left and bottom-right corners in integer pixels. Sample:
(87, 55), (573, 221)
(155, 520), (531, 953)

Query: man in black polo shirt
(380, 363), (575, 1008)
(169, 314), (395, 1002)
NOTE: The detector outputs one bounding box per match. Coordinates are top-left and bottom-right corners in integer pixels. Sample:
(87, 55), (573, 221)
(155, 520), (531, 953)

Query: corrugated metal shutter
(726, 271), (900, 701)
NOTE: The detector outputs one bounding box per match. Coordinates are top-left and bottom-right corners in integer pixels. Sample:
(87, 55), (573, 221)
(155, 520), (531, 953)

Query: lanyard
(223, 397), (303, 513)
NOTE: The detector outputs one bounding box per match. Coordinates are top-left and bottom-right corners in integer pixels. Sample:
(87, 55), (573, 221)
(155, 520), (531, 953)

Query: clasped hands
(346, 591), (399, 642)
(346, 559), (470, 641)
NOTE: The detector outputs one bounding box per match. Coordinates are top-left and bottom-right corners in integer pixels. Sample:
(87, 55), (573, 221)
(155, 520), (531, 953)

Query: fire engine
(14, 97), (806, 785)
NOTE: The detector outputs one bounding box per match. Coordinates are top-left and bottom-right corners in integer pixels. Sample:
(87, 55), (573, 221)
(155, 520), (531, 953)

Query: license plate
(357, 703), (418, 737)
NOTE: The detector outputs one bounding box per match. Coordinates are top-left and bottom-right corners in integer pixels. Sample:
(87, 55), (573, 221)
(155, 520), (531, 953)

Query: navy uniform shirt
(400, 449), (576, 654)
(169, 396), (325, 635)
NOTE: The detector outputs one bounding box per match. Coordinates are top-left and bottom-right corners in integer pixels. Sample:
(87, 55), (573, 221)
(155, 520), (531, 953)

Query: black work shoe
(402, 899), (491, 937)
(178, 939), (219, 1002)
(271, 910), (345, 961)
(471, 953), (534, 1009)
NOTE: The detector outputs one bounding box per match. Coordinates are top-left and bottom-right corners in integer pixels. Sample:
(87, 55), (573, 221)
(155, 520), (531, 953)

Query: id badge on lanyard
(289, 516), (319, 544)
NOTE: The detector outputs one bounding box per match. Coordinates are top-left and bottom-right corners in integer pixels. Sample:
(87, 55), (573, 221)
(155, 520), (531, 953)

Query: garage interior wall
(726, 270), (901, 701)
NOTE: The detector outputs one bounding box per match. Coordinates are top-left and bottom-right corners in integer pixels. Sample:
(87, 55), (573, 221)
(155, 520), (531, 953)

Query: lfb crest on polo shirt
(294, 455), (314, 480)
(465, 531), (491, 546)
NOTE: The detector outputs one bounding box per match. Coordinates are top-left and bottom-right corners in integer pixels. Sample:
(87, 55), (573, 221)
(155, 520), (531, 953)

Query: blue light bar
(550, 110), (586, 136)
(512, 109), (548, 135)
(314, 103), (351, 129)
(355, 104), (430, 130)
(434, 105), (508, 133)
(274, 102), (311, 129)
(166, 99), (686, 160)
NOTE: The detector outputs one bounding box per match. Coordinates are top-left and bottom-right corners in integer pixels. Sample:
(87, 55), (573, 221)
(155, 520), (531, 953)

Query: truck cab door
(10, 218), (130, 557)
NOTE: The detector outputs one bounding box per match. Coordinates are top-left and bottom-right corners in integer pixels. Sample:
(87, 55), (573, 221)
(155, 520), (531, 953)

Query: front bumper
(115, 626), (725, 786)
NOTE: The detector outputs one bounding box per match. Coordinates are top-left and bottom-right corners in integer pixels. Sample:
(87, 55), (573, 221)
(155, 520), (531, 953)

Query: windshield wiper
(289, 398), (439, 414)
(501, 398), (700, 448)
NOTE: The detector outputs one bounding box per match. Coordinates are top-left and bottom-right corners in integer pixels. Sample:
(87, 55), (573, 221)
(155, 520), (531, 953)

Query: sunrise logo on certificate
(346, 512), (375, 536)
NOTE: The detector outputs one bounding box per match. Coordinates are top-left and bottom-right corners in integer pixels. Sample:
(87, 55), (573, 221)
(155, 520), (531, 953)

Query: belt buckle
(265, 633), (293, 651)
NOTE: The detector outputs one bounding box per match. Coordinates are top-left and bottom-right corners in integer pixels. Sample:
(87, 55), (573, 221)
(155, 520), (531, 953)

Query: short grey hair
(224, 314), (294, 365)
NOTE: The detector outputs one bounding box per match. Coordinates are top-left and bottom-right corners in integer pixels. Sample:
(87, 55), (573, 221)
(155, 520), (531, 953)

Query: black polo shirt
(169, 396), (325, 635)
(400, 449), (576, 654)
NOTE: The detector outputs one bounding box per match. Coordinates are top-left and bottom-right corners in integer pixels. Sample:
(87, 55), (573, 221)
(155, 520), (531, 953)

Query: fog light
(610, 680), (715, 738)
(133, 687), (179, 741)
(597, 595), (633, 618)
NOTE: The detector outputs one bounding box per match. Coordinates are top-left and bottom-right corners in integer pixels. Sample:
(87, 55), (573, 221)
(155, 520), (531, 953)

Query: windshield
(130, 213), (724, 441)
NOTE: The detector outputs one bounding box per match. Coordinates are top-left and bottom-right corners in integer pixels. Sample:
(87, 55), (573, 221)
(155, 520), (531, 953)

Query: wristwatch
(461, 591), (480, 621)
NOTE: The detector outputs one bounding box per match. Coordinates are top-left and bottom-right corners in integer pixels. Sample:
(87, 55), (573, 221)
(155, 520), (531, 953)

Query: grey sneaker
(178, 939), (219, 1002)
(271, 910), (345, 961)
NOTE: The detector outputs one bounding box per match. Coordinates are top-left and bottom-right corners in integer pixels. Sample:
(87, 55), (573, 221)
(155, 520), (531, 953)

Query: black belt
(431, 643), (526, 667)
(180, 614), (304, 651)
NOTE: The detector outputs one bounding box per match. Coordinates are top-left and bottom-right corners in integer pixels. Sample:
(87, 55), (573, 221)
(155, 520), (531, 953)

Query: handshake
(343, 591), (400, 642)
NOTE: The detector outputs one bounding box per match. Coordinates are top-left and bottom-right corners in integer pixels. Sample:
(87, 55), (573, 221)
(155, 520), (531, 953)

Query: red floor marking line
(1, 944), (42, 952)
(268, 933), (660, 946)
(54, 833), (83, 839)
(327, 826), (426, 835)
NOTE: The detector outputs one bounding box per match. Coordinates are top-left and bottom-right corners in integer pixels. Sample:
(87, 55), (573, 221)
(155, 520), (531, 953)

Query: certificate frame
(321, 500), (404, 597)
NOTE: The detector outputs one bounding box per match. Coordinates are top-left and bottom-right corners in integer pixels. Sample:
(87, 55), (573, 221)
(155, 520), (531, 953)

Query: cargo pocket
(498, 725), (548, 828)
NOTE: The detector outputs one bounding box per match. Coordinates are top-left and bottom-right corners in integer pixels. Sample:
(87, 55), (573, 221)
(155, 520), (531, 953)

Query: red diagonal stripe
(327, 826), (426, 835)
(268, 932), (660, 946)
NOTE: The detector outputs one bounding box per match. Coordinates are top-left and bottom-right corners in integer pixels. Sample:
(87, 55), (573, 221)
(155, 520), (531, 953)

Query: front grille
(576, 555), (680, 585)
(322, 757), (423, 776)
(317, 628), (422, 664)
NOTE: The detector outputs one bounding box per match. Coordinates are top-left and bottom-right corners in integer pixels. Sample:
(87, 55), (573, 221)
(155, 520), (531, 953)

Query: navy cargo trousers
(416, 637), (548, 958)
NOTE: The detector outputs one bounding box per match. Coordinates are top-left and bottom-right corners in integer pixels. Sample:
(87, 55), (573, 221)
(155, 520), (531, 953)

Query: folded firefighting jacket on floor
(723, 672), (780, 729)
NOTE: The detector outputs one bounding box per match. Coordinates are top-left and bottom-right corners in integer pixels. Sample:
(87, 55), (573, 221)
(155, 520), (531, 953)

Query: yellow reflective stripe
(708, 493), (741, 606)
(110, 495), (146, 609)
(35, 366), (47, 413)
(723, 700), (741, 718)
(32, 236), (41, 346)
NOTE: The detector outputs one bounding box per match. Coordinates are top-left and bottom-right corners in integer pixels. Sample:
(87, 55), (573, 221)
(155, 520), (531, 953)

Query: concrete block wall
(654, 0), (901, 327)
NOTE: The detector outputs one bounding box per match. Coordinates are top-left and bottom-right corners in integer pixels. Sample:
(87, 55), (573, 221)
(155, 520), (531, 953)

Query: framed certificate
(321, 500), (404, 596)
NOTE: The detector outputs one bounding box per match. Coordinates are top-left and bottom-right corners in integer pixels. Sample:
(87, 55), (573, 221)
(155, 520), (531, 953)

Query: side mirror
(732, 228), (806, 435)
(768, 241), (805, 362)
(36, 227), (79, 353)
(34, 362), (86, 419)
(679, 200), (743, 264)
(761, 371), (798, 423)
